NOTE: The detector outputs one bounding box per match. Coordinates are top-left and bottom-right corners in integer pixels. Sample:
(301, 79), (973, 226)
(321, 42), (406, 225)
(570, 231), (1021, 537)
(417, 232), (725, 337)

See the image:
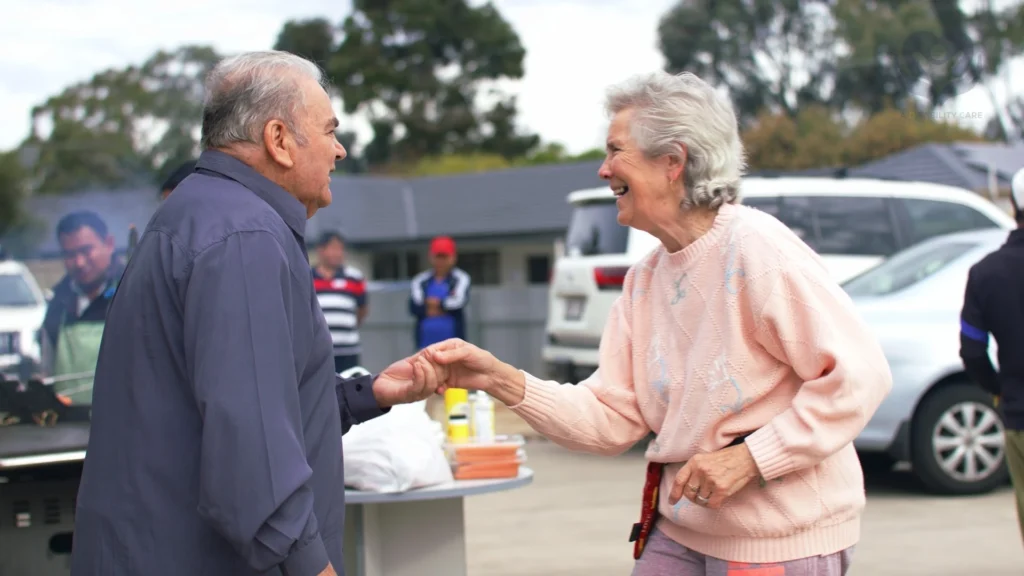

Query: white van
(542, 177), (1016, 381)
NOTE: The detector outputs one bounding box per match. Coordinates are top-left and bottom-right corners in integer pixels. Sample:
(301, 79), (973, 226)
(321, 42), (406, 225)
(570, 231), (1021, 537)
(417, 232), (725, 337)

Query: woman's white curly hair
(605, 71), (747, 210)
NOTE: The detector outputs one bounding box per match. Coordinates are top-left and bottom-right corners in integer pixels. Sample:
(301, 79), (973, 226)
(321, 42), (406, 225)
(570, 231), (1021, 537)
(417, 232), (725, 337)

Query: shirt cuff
(336, 373), (389, 424)
(280, 533), (329, 576)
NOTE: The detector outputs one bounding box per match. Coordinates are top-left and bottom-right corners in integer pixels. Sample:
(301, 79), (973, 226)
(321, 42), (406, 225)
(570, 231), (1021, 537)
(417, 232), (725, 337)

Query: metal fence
(358, 284), (550, 374)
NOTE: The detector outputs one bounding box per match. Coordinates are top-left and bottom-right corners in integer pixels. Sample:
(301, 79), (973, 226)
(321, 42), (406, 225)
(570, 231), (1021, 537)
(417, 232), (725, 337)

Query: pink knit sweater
(510, 202), (893, 563)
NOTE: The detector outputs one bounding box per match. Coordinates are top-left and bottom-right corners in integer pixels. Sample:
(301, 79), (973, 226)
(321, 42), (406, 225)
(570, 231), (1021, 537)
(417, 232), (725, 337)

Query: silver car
(846, 228), (1011, 495)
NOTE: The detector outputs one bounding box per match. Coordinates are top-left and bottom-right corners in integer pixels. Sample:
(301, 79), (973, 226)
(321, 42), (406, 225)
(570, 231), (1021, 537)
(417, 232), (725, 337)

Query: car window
(0, 273), (39, 307)
(565, 201), (629, 256)
(776, 196), (817, 247)
(741, 196), (780, 217)
(813, 196), (898, 256)
(900, 198), (999, 245)
(842, 240), (977, 297)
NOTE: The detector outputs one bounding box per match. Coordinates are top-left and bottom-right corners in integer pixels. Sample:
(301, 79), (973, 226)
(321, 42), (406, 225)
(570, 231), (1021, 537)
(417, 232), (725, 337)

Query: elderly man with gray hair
(425, 71), (891, 575)
(71, 51), (446, 576)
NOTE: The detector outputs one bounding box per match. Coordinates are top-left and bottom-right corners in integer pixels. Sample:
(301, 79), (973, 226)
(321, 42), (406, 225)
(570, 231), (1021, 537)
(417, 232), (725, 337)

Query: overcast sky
(0, 0), (1018, 156)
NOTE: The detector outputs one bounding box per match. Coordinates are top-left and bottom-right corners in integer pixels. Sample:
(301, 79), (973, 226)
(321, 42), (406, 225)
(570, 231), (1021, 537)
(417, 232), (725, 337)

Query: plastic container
(444, 434), (526, 480)
(469, 391), (495, 442)
(444, 388), (470, 443)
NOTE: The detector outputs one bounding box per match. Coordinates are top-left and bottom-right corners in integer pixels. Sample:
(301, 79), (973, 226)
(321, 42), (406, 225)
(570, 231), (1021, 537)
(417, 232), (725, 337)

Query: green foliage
(741, 106), (846, 170)
(275, 0), (539, 167)
(741, 104), (985, 171)
(23, 45), (221, 194)
(658, 0), (838, 126)
(658, 0), (1024, 126)
(841, 105), (984, 166)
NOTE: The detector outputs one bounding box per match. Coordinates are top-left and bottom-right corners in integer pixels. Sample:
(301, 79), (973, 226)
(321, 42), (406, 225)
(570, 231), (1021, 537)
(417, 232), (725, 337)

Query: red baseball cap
(429, 236), (456, 256)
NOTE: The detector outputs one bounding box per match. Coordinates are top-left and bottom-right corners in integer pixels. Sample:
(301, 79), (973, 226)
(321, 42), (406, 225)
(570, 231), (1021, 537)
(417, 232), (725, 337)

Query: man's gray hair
(201, 50), (325, 150)
(605, 71), (746, 209)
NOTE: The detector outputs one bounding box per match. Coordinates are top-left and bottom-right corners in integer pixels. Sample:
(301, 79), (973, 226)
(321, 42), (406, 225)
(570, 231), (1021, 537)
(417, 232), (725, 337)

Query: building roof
(848, 141), (1024, 191)
(307, 160), (604, 245)
(22, 188), (160, 257)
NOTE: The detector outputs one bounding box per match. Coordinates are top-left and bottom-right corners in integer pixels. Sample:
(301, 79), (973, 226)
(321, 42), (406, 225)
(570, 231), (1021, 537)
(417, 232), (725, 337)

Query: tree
(274, 0), (539, 167)
(741, 103), (986, 171)
(657, 0), (839, 126)
(0, 150), (27, 237)
(741, 105), (846, 170)
(841, 105), (985, 166)
(23, 45), (221, 194)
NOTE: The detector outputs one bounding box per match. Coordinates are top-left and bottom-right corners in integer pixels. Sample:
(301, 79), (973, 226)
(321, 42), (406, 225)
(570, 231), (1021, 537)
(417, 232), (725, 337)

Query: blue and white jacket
(408, 267), (471, 349)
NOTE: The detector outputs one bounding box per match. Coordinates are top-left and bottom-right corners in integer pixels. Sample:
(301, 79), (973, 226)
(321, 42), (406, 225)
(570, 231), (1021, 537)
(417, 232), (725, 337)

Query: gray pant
(633, 528), (854, 576)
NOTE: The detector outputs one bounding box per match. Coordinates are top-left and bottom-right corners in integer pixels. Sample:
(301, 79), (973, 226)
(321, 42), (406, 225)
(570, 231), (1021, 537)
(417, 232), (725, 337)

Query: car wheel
(911, 383), (1009, 495)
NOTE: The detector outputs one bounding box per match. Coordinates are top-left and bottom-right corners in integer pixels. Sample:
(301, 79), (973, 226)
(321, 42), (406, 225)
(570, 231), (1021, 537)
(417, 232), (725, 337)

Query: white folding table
(342, 468), (534, 576)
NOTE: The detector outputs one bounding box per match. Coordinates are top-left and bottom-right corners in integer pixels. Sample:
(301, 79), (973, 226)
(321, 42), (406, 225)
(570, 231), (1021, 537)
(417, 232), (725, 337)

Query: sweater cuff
(744, 423), (795, 481)
(507, 371), (558, 421)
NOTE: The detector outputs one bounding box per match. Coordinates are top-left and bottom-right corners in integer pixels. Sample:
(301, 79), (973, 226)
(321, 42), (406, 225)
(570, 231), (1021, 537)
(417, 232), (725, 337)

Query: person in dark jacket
(159, 159), (197, 200)
(409, 235), (471, 350)
(39, 210), (123, 404)
(960, 167), (1024, 544)
(71, 50), (447, 576)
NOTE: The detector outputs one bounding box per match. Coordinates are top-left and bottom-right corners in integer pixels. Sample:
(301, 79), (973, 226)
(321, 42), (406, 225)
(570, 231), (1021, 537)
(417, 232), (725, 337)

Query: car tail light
(594, 266), (629, 290)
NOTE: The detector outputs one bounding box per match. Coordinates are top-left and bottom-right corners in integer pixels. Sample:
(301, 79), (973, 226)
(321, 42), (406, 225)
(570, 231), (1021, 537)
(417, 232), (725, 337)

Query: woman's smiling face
(598, 108), (686, 233)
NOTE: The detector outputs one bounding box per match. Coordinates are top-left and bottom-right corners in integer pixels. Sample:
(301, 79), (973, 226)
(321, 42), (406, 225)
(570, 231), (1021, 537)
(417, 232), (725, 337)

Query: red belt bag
(628, 461), (664, 559)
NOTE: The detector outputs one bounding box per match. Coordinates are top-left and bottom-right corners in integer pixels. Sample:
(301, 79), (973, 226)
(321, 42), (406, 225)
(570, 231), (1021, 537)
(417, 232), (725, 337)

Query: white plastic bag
(342, 399), (454, 493)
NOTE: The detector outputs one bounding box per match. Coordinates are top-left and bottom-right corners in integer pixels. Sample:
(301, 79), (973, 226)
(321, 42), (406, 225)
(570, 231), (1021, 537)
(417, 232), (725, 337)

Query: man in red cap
(409, 235), (471, 350)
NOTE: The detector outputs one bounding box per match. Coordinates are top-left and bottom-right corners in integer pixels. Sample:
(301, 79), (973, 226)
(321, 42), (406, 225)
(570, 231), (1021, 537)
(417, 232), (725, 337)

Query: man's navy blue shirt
(71, 150), (386, 575)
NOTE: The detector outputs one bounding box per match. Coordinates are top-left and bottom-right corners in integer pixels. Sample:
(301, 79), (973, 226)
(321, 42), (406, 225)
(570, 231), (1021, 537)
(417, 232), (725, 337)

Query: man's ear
(102, 235), (115, 250)
(263, 120), (296, 168)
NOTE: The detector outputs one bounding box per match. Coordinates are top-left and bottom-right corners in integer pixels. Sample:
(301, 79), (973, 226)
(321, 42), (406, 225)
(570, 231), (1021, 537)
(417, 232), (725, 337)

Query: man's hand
(372, 352), (448, 408)
(668, 443), (761, 509)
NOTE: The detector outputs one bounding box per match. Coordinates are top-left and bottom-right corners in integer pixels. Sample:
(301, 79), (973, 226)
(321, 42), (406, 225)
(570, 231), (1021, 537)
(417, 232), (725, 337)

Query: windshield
(565, 201), (629, 256)
(0, 273), (40, 307)
(842, 240), (978, 297)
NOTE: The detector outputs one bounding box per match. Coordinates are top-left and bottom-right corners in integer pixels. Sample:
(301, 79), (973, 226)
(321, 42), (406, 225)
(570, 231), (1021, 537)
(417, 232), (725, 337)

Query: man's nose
(335, 141), (347, 161)
(598, 159), (612, 180)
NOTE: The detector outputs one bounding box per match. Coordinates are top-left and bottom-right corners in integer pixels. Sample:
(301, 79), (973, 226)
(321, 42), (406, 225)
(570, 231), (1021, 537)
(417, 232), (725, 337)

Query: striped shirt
(312, 265), (367, 357)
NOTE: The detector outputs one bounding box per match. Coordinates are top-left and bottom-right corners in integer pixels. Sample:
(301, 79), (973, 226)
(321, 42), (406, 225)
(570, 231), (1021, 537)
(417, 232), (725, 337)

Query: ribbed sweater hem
(655, 515), (860, 564)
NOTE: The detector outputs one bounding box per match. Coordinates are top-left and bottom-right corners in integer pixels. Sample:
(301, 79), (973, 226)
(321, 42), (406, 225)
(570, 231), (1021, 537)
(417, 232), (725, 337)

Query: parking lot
(465, 438), (1023, 576)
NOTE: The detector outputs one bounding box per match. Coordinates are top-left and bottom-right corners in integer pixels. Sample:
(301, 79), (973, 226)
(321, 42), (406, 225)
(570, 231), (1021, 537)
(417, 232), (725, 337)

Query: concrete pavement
(465, 438), (1023, 576)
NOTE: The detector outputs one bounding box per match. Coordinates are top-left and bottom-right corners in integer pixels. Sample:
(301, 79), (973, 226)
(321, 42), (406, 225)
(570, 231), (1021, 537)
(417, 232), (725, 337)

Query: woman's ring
(695, 494), (710, 506)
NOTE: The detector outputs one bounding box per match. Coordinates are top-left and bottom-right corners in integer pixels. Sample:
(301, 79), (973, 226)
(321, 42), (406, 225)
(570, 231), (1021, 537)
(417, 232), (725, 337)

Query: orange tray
(452, 460), (521, 480)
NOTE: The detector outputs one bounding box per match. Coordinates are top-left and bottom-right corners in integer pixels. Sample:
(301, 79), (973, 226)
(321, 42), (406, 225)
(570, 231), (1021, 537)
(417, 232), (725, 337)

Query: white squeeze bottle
(470, 391), (495, 442)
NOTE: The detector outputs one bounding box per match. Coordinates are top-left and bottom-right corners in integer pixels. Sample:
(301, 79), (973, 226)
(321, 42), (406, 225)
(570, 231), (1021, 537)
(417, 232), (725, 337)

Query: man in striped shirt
(313, 232), (368, 373)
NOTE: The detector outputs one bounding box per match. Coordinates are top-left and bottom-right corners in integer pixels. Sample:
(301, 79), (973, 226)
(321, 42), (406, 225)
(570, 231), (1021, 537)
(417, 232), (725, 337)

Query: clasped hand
(372, 338), (509, 408)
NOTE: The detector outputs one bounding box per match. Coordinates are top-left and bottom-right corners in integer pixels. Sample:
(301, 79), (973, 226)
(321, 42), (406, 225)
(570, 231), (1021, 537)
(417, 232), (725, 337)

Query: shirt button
(355, 383), (363, 392)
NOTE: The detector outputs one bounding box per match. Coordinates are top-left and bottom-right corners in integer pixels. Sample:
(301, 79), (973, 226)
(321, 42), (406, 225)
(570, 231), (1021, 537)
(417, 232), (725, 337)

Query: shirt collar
(1007, 228), (1024, 246)
(196, 149), (308, 241)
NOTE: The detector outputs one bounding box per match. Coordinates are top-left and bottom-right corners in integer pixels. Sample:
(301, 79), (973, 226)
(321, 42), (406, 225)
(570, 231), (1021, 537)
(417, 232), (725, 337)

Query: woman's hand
(427, 338), (526, 406)
(668, 444), (761, 509)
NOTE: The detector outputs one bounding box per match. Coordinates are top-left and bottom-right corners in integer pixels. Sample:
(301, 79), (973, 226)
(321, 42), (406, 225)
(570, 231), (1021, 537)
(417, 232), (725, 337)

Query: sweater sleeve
(744, 263), (893, 481)
(507, 274), (650, 456)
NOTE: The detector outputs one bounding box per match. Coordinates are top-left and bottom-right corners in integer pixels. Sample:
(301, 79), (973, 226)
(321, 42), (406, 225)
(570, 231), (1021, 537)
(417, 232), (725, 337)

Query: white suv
(0, 260), (47, 377)
(542, 177), (1015, 382)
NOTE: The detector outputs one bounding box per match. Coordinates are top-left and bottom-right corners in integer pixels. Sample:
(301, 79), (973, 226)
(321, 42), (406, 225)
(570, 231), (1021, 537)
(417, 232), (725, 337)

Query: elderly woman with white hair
(428, 71), (892, 575)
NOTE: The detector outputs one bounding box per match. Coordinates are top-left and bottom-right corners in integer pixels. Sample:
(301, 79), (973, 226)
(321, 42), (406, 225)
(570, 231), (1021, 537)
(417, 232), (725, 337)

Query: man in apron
(39, 210), (123, 405)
